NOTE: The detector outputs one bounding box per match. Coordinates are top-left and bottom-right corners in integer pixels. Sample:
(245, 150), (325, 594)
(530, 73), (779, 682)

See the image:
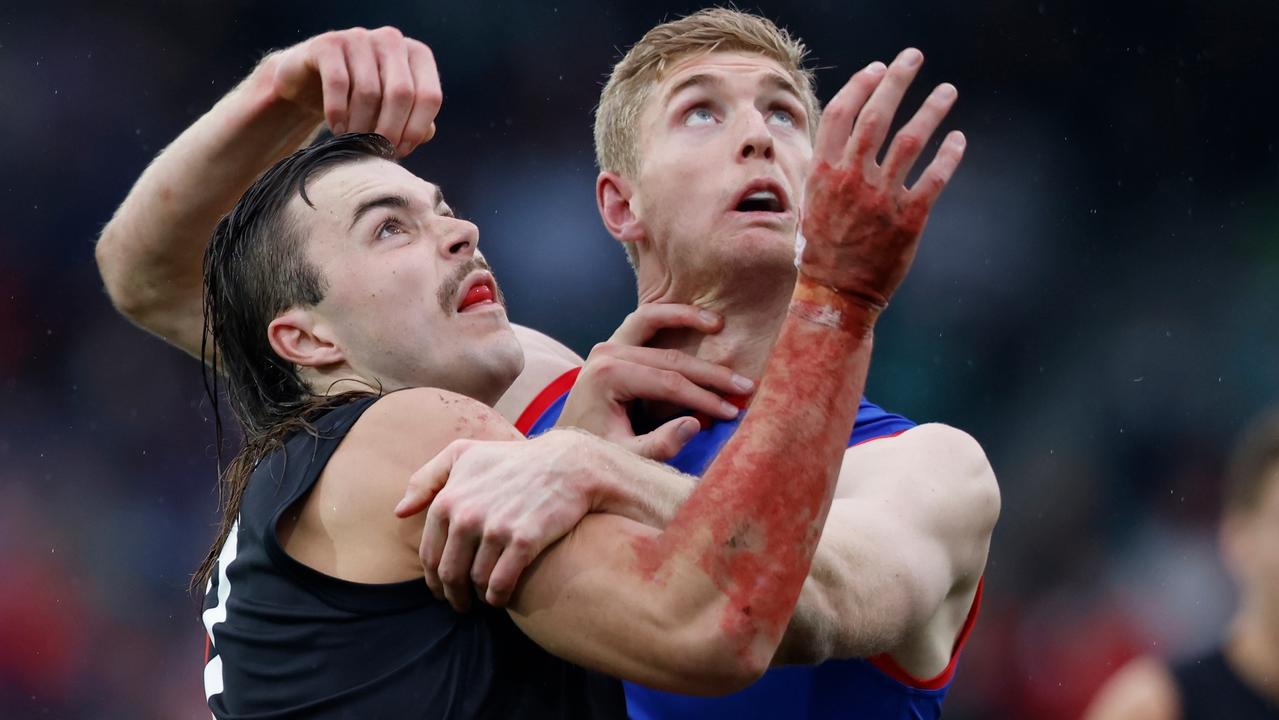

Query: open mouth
(457, 273), (498, 312)
(732, 180), (789, 214)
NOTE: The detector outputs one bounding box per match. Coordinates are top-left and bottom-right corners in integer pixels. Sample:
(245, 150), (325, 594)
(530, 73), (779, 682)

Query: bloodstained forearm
(633, 275), (877, 663)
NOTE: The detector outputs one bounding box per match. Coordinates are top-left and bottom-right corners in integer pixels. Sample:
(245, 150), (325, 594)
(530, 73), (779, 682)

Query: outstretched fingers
(881, 83), (958, 188)
(846, 48), (924, 171)
(814, 61), (886, 163)
(908, 130), (967, 208)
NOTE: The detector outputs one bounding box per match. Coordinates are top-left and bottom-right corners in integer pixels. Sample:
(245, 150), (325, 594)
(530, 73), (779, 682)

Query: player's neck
(1226, 603), (1279, 703)
(641, 278), (792, 383)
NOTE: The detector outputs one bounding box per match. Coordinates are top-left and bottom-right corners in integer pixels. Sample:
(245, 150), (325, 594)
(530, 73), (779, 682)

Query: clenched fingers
(371, 28), (414, 148)
(342, 34), (382, 133)
(397, 40), (442, 154)
(311, 38), (351, 134)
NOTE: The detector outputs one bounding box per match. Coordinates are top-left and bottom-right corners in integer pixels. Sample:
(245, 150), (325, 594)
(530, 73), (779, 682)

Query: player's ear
(597, 171), (645, 245)
(267, 308), (345, 369)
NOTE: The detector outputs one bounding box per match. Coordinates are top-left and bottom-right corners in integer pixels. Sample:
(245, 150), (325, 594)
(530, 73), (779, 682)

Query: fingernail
(394, 498), (407, 514)
(699, 310), (720, 325)
(935, 83), (956, 99)
(901, 48), (923, 67)
(333, 122), (347, 135)
(952, 131), (967, 147)
(732, 374), (755, 392)
(677, 419), (700, 443)
(865, 61), (887, 75)
(720, 400), (739, 418)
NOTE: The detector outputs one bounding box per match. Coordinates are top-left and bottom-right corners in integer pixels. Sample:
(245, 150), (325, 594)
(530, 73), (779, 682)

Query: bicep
(786, 496), (954, 663)
(505, 514), (749, 695)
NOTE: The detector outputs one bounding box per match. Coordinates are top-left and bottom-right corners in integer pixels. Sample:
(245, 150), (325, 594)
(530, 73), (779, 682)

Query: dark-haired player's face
(631, 52), (812, 289)
(287, 159), (523, 404)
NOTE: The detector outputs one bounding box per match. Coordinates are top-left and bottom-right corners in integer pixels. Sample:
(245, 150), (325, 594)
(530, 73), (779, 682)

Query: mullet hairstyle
(594, 7), (822, 269)
(193, 133), (396, 591)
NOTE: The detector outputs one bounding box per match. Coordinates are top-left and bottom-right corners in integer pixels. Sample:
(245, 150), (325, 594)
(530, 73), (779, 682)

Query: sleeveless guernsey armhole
(261, 395), (434, 613)
(851, 428), (909, 447)
(868, 577), (984, 691)
(515, 366), (581, 436)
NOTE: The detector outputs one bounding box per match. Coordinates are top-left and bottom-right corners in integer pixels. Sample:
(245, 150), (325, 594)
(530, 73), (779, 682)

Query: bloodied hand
(799, 48), (966, 311)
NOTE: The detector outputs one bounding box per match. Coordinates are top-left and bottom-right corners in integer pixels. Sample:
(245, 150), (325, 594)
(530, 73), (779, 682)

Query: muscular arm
(95, 28), (441, 358)
(501, 277), (875, 692)
(95, 56), (321, 356)
(776, 424), (998, 675)
(328, 282), (876, 693)
(544, 422), (998, 676)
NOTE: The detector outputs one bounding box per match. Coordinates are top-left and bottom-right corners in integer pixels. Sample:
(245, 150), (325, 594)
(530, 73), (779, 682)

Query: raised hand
(800, 48), (965, 311)
(558, 303), (755, 461)
(270, 27), (442, 156)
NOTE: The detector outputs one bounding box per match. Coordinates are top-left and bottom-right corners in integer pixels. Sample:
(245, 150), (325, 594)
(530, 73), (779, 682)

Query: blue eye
(768, 109), (796, 127)
(684, 107), (716, 126)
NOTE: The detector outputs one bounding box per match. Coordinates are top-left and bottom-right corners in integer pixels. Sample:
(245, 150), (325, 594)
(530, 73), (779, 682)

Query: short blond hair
(594, 8), (820, 268)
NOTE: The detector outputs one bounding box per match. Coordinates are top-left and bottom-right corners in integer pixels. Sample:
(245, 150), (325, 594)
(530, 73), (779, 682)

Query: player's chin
(472, 326), (525, 384)
(721, 225), (796, 259)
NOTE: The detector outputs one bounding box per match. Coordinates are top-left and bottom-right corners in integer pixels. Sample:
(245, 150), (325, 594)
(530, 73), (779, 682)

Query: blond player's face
(633, 52), (814, 282)
(289, 159), (524, 403)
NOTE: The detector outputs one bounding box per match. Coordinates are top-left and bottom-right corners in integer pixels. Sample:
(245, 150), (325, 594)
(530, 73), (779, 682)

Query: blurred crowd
(2, 1), (1276, 717)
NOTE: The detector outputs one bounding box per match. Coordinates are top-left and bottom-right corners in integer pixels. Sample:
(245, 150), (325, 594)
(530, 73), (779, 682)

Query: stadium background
(2, 1), (1276, 717)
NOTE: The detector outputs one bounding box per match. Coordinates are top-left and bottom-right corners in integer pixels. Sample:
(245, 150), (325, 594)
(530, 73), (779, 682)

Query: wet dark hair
(1224, 409), (1279, 518)
(193, 133), (396, 591)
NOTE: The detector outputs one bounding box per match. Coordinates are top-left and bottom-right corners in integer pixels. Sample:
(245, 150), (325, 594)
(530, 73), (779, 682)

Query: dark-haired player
(1085, 411), (1279, 719)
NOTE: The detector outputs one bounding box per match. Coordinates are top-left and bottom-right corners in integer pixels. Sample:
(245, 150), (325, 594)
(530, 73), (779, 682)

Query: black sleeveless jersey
(200, 396), (626, 719)
(1171, 649), (1279, 719)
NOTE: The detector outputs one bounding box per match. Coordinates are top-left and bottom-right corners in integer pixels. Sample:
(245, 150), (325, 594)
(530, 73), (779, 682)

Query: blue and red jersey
(516, 367), (982, 720)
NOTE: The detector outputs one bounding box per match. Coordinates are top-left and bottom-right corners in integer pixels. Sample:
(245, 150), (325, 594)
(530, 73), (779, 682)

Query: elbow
(659, 609), (774, 696)
(95, 224), (139, 317)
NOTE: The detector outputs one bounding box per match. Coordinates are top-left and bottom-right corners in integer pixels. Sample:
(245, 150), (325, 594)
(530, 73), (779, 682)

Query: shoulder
(1084, 655), (1180, 720)
(339, 387), (524, 479)
(494, 324), (583, 424)
(287, 389), (524, 583)
(354, 387), (520, 445)
(839, 423), (1000, 569)
(843, 424), (998, 504)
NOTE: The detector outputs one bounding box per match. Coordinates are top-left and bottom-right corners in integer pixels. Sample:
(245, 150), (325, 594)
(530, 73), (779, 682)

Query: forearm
(568, 429), (695, 527)
(637, 276), (877, 667)
(96, 53), (319, 349)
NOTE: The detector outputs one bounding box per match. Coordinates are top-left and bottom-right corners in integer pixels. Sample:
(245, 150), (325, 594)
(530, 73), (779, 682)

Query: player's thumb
(395, 442), (461, 517)
(630, 417), (700, 462)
